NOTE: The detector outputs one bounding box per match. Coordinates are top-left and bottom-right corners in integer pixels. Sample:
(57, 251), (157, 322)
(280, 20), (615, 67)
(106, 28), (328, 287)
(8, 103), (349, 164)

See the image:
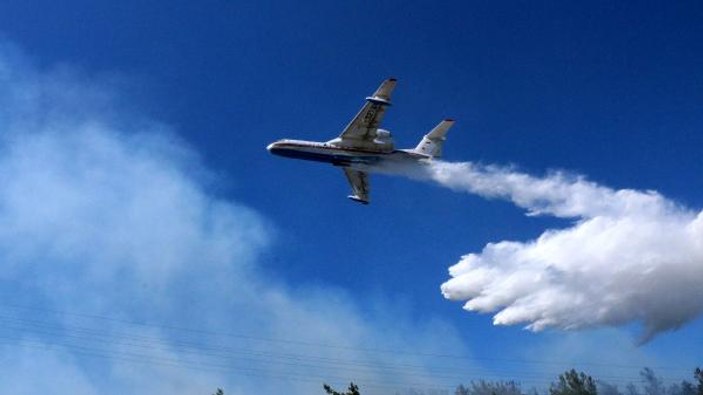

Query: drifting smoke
(408, 161), (703, 342)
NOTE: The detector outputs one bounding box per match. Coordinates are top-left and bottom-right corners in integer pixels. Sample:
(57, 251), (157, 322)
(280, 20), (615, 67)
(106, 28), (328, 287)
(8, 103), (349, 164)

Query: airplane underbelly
(270, 146), (382, 166)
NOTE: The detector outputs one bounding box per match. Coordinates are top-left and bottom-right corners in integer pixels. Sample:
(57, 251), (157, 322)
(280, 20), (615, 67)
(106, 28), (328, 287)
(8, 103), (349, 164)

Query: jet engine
(373, 129), (395, 151)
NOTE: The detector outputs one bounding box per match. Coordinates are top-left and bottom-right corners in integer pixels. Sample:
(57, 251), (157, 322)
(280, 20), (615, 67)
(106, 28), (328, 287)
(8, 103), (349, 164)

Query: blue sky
(0, 1), (702, 394)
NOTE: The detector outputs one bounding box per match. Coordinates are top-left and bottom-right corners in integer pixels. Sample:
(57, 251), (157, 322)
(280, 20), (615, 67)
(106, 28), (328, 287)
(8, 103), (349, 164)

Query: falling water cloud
(400, 160), (703, 342)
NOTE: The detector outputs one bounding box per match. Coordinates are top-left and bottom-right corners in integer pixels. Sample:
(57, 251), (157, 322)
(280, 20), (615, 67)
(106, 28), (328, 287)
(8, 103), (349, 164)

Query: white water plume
(397, 160), (703, 342)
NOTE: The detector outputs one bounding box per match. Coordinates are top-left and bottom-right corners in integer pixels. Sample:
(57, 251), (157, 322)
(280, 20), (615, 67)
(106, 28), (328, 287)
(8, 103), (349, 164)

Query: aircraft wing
(342, 168), (370, 205)
(338, 78), (397, 145)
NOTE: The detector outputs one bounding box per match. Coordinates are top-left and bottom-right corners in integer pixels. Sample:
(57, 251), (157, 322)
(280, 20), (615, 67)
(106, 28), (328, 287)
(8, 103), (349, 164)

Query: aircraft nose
(266, 142), (276, 152)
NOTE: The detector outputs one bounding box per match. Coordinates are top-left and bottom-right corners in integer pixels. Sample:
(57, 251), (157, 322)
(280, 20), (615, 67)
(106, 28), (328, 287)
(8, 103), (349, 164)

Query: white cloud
(0, 340), (98, 395)
(423, 161), (703, 341)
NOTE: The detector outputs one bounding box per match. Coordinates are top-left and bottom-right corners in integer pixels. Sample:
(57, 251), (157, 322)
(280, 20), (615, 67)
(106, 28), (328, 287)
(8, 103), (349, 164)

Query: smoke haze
(0, 43), (473, 395)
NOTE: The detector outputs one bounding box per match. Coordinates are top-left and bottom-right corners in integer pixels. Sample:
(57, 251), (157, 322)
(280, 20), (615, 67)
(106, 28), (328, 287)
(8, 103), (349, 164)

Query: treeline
(320, 366), (703, 395)
(209, 366), (702, 395)
(456, 368), (703, 395)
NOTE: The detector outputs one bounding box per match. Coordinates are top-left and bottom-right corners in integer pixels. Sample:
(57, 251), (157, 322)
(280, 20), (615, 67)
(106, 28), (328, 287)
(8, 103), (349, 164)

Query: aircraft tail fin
(414, 119), (454, 158)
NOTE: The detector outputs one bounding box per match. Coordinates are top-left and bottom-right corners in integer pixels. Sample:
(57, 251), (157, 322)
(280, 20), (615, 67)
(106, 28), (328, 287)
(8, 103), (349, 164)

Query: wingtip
(348, 195), (370, 205)
(444, 118), (455, 122)
(387, 77), (397, 82)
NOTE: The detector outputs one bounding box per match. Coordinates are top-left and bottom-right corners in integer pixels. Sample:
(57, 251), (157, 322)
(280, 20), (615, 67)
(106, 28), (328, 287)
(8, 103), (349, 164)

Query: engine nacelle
(374, 129), (395, 150)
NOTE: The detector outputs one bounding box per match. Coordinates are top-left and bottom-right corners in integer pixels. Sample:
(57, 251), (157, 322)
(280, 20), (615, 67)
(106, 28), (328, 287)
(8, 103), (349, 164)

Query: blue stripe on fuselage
(268, 146), (381, 166)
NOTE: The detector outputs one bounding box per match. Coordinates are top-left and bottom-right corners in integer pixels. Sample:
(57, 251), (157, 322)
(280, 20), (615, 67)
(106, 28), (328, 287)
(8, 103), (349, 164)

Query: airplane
(266, 78), (454, 205)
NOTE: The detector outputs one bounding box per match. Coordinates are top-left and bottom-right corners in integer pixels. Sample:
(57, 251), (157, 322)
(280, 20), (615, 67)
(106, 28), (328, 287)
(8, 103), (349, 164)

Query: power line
(0, 303), (694, 372)
(0, 303), (698, 392)
(0, 313), (684, 382)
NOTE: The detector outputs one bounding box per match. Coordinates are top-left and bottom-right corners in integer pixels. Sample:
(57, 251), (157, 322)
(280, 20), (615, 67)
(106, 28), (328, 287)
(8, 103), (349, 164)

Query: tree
(641, 368), (665, 395)
(455, 380), (522, 395)
(550, 369), (597, 395)
(694, 368), (703, 395)
(680, 381), (695, 395)
(324, 382), (361, 395)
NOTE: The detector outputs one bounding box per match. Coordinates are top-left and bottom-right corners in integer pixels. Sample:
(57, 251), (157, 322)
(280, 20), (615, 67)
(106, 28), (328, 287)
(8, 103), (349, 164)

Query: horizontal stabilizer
(414, 119), (455, 158)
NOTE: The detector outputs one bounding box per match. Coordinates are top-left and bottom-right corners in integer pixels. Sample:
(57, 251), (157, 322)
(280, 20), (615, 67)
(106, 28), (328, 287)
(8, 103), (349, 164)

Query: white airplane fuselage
(266, 139), (430, 170)
(266, 78), (454, 204)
